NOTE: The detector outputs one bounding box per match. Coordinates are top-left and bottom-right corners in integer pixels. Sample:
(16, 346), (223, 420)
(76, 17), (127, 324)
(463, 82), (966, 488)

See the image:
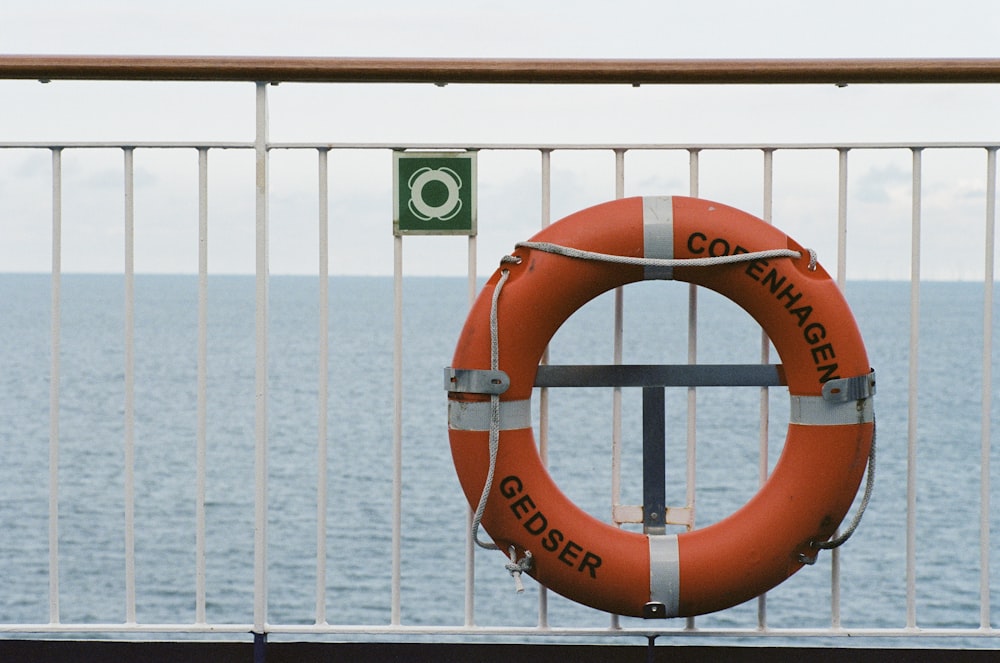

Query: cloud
(855, 162), (912, 205)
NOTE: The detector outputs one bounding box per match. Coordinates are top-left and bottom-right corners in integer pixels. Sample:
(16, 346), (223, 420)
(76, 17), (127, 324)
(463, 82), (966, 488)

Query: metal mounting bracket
(643, 602), (668, 619)
(444, 367), (510, 395)
(822, 370), (876, 402)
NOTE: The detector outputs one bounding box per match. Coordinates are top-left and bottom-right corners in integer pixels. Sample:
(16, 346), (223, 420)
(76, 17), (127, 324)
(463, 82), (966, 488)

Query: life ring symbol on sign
(445, 196), (875, 619)
(407, 166), (463, 221)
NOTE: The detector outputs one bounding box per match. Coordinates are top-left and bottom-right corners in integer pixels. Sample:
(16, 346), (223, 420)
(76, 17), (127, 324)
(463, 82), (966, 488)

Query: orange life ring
(446, 196), (874, 618)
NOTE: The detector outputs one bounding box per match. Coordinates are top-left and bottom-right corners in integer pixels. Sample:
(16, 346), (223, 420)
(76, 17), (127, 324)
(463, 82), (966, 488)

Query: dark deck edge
(1, 639), (998, 663)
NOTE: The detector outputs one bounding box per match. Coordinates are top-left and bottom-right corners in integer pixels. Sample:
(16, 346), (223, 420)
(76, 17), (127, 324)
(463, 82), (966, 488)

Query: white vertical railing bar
(253, 82), (270, 635)
(48, 147), (62, 625)
(610, 149), (625, 503)
(467, 237), (477, 302)
(123, 147), (137, 625)
(905, 148), (922, 629)
(979, 147), (996, 630)
(830, 149), (847, 628)
(391, 233), (403, 626)
(537, 148), (551, 629)
(762, 149), (774, 221)
(316, 148), (330, 626)
(836, 149), (850, 289)
(831, 147), (850, 629)
(757, 148), (773, 631)
(609, 148), (626, 631)
(463, 218), (477, 629)
(685, 149), (699, 631)
(195, 147), (209, 625)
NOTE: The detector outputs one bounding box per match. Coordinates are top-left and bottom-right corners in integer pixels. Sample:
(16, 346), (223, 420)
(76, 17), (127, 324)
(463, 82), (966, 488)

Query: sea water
(1, 274), (999, 639)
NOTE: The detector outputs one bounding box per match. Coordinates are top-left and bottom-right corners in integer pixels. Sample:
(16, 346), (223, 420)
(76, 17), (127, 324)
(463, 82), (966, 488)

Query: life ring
(446, 196), (874, 618)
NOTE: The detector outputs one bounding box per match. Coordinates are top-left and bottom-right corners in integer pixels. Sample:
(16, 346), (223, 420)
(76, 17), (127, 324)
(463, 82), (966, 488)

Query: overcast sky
(6, 1), (999, 59)
(2, 1), (999, 278)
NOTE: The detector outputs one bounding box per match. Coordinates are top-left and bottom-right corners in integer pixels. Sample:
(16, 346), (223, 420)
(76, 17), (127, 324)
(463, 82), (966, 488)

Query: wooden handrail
(2, 55), (1000, 84)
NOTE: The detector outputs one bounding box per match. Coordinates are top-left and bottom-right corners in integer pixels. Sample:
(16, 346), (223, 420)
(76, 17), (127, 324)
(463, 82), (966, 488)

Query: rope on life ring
(445, 196), (875, 618)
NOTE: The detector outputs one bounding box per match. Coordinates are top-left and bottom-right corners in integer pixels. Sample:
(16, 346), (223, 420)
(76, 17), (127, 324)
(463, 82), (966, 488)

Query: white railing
(1, 59), (999, 648)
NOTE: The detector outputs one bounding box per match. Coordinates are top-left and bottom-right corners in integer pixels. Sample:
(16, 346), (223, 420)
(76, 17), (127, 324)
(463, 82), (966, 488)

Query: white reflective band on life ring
(447, 399), (532, 431)
(789, 394), (874, 426)
(649, 534), (680, 617)
(643, 196), (674, 280)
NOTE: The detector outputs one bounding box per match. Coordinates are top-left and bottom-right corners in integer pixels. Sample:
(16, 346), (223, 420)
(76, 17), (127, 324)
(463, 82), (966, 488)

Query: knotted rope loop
(505, 546), (533, 593)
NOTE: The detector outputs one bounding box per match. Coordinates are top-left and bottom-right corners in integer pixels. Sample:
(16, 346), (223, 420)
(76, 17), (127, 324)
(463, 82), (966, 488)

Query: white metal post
(123, 147), (137, 625)
(979, 147), (996, 630)
(537, 148), (552, 628)
(253, 81), (270, 637)
(608, 148), (626, 631)
(686, 148), (700, 632)
(905, 148), (922, 629)
(316, 148), (330, 626)
(757, 148), (774, 630)
(463, 234), (477, 628)
(48, 147), (62, 625)
(836, 149), (850, 289)
(831, 147), (850, 629)
(391, 234), (403, 626)
(195, 147), (209, 625)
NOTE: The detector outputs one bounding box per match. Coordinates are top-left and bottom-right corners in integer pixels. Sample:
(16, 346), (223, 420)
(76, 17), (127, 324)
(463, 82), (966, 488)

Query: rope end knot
(505, 546), (533, 593)
(806, 248), (818, 271)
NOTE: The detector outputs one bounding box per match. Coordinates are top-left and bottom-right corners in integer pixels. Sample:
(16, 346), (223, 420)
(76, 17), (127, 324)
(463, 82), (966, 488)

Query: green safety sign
(393, 151), (476, 236)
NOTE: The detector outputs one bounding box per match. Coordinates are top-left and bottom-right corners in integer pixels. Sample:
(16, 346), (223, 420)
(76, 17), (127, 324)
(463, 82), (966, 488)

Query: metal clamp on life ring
(446, 196), (875, 618)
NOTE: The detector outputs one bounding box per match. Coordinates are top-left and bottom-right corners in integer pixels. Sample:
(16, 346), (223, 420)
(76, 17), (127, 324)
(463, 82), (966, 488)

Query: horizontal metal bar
(0, 142), (253, 150)
(272, 141), (1000, 151)
(2, 622), (999, 639)
(3, 56), (1000, 84)
(5, 141), (999, 154)
(534, 364), (784, 388)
